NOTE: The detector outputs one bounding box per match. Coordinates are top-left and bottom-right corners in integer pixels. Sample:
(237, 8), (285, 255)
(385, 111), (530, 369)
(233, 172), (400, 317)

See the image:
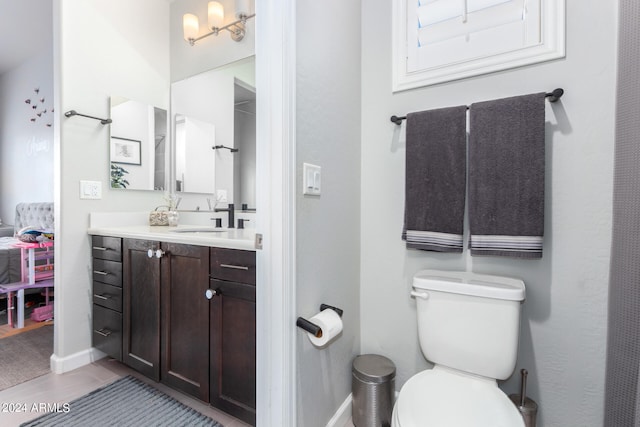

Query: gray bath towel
(403, 105), (467, 252)
(468, 92), (546, 258)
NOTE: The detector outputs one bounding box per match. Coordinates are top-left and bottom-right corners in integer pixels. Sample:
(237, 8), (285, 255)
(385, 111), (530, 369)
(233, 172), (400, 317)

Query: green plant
(111, 163), (130, 188)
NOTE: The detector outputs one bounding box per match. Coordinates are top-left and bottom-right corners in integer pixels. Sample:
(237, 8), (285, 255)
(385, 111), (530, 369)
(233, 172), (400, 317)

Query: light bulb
(235, 0), (250, 19)
(208, 2), (224, 29)
(183, 14), (199, 41)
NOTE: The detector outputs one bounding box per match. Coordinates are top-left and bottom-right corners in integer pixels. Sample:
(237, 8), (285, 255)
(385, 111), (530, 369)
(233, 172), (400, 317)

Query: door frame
(255, 0), (297, 425)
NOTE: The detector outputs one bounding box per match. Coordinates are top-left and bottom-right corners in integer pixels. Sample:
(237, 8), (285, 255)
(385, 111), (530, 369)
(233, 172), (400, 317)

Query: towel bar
(390, 88), (565, 125)
(64, 110), (112, 125)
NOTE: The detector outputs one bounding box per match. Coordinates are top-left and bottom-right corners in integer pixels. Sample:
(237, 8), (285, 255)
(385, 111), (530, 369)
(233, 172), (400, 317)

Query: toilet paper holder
(296, 303), (343, 337)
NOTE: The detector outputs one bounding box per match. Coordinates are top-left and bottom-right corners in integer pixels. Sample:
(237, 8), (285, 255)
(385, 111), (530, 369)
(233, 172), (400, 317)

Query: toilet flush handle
(410, 290), (429, 300)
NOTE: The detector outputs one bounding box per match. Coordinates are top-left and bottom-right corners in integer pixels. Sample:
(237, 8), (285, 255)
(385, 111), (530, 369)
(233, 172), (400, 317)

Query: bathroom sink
(168, 226), (228, 233)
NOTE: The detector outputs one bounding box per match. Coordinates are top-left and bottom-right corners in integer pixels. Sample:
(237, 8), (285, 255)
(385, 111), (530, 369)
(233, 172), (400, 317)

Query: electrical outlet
(80, 180), (102, 199)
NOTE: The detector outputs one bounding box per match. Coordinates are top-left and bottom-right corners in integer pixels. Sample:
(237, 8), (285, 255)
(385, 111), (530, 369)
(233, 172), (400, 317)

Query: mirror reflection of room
(171, 55), (255, 210)
(174, 114), (216, 194)
(109, 96), (168, 191)
(233, 78), (256, 211)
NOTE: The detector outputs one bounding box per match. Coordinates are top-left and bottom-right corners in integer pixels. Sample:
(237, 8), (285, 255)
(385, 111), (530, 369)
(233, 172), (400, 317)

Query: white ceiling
(0, 0), (52, 75)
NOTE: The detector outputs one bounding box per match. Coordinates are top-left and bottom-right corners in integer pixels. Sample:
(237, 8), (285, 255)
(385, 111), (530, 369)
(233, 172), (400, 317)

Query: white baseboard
(50, 347), (106, 374)
(326, 393), (352, 427)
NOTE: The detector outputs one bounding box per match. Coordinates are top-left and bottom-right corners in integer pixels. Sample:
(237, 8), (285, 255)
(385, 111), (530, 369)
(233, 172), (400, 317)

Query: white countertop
(88, 225), (257, 251)
(88, 212), (257, 251)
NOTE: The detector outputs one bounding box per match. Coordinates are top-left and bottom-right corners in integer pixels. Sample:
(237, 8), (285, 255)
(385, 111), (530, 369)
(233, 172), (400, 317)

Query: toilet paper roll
(307, 309), (343, 347)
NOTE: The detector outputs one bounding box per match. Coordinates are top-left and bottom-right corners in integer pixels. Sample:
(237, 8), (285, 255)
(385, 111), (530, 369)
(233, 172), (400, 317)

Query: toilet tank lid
(413, 270), (525, 301)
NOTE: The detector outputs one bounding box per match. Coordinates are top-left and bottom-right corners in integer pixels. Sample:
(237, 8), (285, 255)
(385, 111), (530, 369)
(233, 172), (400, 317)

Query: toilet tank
(412, 270), (525, 380)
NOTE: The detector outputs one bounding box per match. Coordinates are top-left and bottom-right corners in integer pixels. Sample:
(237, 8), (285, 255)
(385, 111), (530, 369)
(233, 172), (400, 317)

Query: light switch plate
(303, 163), (321, 196)
(80, 180), (102, 199)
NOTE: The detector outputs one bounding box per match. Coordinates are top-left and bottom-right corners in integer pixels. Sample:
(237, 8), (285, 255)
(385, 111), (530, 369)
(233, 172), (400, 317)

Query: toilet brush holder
(509, 369), (538, 427)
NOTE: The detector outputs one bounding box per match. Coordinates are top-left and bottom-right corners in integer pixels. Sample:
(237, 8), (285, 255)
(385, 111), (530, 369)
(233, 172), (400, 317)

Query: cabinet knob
(147, 249), (154, 258)
(205, 289), (219, 300)
(155, 249), (165, 259)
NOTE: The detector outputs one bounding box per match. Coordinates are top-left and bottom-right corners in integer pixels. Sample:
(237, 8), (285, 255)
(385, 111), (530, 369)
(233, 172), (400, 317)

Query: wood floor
(0, 319), (52, 339)
(0, 357), (251, 427)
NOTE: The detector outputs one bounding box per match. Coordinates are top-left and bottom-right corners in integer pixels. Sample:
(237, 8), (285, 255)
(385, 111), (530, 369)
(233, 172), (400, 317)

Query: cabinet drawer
(93, 304), (122, 361)
(210, 248), (256, 285)
(92, 236), (122, 262)
(210, 278), (256, 302)
(93, 258), (122, 287)
(93, 281), (122, 312)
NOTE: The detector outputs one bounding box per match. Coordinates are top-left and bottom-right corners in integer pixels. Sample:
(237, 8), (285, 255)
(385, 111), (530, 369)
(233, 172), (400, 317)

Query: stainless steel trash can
(352, 354), (396, 427)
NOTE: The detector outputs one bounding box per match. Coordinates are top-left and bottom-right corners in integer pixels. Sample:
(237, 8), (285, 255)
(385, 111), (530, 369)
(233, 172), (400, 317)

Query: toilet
(392, 269), (526, 427)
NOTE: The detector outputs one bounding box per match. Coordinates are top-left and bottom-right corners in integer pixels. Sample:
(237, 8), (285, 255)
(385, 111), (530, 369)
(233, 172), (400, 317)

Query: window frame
(392, 0), (566, 92)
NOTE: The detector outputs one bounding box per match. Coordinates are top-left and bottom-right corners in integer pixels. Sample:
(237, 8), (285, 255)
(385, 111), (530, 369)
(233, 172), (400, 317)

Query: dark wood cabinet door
(92, 305), (122, 361)
(210, 278), (256, 425)
(161, 242), (210, 402)
(123, 238), (160, 381)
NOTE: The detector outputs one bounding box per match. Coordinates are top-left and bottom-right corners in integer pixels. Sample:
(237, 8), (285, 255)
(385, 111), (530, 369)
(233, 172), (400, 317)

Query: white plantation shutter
(392, 0), (565, 91)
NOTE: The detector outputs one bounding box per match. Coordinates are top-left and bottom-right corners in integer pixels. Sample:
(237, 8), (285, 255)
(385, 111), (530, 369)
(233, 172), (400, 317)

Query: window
(392, 0), (565, 91)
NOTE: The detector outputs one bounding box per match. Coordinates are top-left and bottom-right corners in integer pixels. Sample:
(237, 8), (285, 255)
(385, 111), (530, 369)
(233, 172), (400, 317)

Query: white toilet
(392, 269), (526, 427)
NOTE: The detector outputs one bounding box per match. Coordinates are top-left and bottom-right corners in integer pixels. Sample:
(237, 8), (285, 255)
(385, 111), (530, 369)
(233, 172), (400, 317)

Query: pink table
(0, 241), (54, 328)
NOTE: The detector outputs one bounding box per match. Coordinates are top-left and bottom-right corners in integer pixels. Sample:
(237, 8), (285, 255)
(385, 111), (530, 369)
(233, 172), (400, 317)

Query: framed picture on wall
(392, 0), (566, 92)
(110, 136), (141, 165)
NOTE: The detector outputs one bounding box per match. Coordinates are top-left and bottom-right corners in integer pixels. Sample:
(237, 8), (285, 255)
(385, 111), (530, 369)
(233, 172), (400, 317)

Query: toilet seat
(393, 366), (524, 427)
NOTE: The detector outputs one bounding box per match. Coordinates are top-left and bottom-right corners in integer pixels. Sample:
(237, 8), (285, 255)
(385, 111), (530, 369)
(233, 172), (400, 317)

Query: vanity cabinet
(91, 236), (123, 361)
(122, 239), (210, 400)
(209, 248), (256, 425)
(91, 234), (256, 424)
(160, 242), (210, 402)
(122, 239), (161, 381)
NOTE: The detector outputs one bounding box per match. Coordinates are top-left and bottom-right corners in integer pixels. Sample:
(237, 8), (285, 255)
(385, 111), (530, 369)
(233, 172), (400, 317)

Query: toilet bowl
(392, 367), (524, 426)
(392, 270), (526, 427)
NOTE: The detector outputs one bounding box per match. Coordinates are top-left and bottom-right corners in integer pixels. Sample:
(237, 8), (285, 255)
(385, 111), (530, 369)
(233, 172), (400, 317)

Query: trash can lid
(353, 354), (396, 383)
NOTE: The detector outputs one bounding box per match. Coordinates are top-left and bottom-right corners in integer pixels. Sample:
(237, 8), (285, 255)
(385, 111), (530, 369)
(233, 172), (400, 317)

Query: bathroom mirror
(174, 114), (216, 194)
(109, 96), (168, 191)
(171, 56), (256, 208)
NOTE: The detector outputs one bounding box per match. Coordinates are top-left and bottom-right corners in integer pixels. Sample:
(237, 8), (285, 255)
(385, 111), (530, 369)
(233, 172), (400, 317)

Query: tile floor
(0, 355), (361, 427)
(0, 357), (250, 427)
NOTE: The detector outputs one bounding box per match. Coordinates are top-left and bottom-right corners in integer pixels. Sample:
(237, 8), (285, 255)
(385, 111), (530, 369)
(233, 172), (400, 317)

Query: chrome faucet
(214, 203), (235, 228)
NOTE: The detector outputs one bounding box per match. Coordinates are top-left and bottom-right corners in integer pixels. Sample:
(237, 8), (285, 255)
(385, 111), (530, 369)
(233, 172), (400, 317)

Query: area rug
(21, 375), (224, 427)
(0, 324), (52, 391)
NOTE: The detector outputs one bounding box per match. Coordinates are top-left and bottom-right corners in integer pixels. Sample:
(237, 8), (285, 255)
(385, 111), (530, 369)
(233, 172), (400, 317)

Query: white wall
(0, 46), (54, 226)
(360, 1), (616, 426)
(295, 0), (362, 425)
(54, 0), (169, 363)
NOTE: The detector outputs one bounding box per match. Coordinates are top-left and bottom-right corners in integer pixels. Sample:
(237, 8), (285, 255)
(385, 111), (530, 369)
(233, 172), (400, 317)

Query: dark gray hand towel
(402, 105), (467, 252)
(468, 92), (546, 258)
